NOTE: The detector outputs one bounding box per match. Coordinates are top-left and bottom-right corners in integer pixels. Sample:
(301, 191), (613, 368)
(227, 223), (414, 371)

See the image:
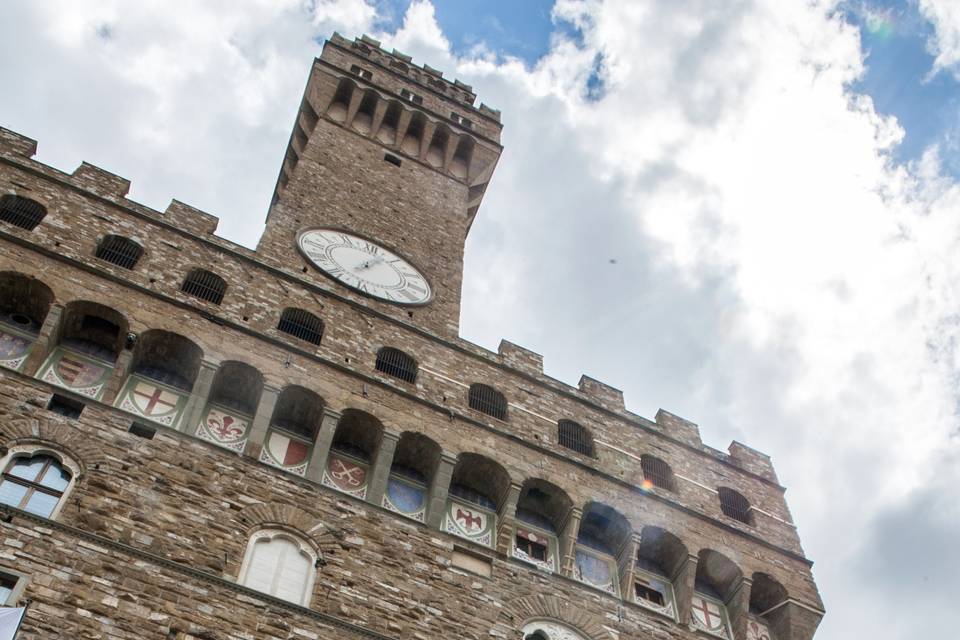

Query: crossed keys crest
(329, 457), (365, 487)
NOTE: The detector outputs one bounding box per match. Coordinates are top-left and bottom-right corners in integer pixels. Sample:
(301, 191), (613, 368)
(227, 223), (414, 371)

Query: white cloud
(3, 1), (959, 638)
(920, 0), (960, 78)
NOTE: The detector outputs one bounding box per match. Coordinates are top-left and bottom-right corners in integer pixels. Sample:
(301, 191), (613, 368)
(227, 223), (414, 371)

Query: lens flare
(865, 12), (895, 41)
(640, 478), (654, 492)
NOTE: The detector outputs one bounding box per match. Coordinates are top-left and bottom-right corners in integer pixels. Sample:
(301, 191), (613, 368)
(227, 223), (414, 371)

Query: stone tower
(0, 33), (823, 640)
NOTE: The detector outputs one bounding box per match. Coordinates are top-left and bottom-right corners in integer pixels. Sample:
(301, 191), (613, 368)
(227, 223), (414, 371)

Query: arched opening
(277, 308), (323, 346)
(238, 529), (317, 606)
(382, 432), (440, 522)
(718, 487), (753, 525)
(116, 330), (202, 428)
(195, 361), (263, 452)
(748, 572), (788, 638)
(0, 450), (74, 519)
(0, 272), (53, 371)
(351, 89), (378, 135)
(401, 112), (425, 156)
(574, 502), (631, 595)
(512, 479), (572, 572)
(261, 385), (324, 476)
(446, 453), (510, 548)
(520, 622), (589, 640)
(375, 346), (417, 383)
(180, 269), (227, 305)
(693, 549), (743, 639)
(94, 235), (143, 270)
(641, 454), (676, 492)
(468, 383), (508, 421)
(322, 409), (383, 499)
(426, 126), (449, 168)
(376, 101), (402, 145)
(557, 419), (594, 457)
(326, 77), (354, 122)
(0, 195), (47, 231)
(37, 301), (126, 400)
(634, 526), (687, 617)
(450, 135), (474, 179)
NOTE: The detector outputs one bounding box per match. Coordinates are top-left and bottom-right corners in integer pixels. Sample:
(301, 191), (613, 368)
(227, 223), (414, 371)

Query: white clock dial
(297, 229), (432, 305)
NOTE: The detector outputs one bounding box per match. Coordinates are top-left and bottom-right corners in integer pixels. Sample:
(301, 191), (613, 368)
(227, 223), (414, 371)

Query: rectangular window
(0, 571), (22, 605)
(635, 581), (666, 606)
(515, 535), (548, 561)
(128, 422), (156, 439)
(349, 64), (373, 81)
(400, 89), (423, 105)
(450, 112), (473, 129)
(47, 394), (84, 419)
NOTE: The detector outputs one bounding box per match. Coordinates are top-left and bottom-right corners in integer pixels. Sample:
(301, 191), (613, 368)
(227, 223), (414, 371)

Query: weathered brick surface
(0, 32), (822, 640)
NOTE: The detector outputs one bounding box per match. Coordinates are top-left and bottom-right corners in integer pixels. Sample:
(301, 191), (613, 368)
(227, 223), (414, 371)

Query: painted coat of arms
(117, 377), (187, 427)
(195, 406), (249, 452)
(746, 619), (772, 640)
(39, 348), (113, 399)
(0, 329), (32, 371)
(691, 595), (730, 638)
(260, 430), (310, 476)
(322, 453), (368, 498)
(575, 549), (618, 594)
(382, 476), (426, 521)
(445, 499), (494, 547)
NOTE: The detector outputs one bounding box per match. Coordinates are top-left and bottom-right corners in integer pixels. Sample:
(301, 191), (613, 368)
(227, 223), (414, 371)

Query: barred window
(717, 487), (752, 525)
(277, 308), (323, 346)
(181, 269), (226, 305)
(468, 383), (507, 421)
(375, 347), (417, 383)
(94, 235), (143, 270)
(557, 419), (594, 457)
(641, 454), (676, 491)
(0, 195), (46, 230)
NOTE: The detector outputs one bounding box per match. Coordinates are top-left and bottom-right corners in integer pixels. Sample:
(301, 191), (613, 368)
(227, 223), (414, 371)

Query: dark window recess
(180, 269), (227, 305)
(128, 422), (156, 439)
(0, 195), (46, 230)
(641, 454), (676, 491)
(47, 394), (84, 419)
(277, 308), (323, 345)
(635, 582), (666, 606)
(94, 235), (143, 270)
(557, 419), (594, 457)
(384, 153), (402, 167)
(468, 383), (508, 421)
(400, 89), (423, 105)
(516, 535), (548, 562)
(0, 572), (17, 604)
(718, 487), (753, 525)
(349, 64), (373, 81)
(375, 347), (417, 383)
(450, 112), (473, 129)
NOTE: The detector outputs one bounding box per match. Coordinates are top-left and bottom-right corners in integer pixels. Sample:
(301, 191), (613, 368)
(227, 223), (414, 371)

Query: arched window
(693, 550), (742, 640)
(277, 308), (323, 346)
(468, 383), (507, 421)
(375, 347), (417, 383)
(0, 272), (54, 372)
(446, 453), (510, 548)
(718, 487), (753, 525)
(634, 526), (686, 619)
(116, 330), (201, 429)
(521, 622), (589, 640)
(512, 479), (572, 573)
(322, 409), (382, 499)
(382, 432), (439, 522)
(557, 420), (593, 457)
(238, 529), (316, 606)
(180, 269), (226, 305)
(575, 502), (631, 596)
(641, 454), (676, 492)
(0, 450), (76, 519)
(94, 235), (143, 270)
(0, 195), (46, 231)
(262, 386), (323, 476)
(196, 361), (263, 452)
(748, 572), (787, 639)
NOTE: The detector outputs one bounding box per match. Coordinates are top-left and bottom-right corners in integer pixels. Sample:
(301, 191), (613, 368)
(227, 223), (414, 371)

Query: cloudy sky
(3, 0), (959, 637)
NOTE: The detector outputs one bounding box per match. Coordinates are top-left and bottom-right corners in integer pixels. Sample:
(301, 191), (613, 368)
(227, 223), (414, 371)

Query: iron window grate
(181, 269), (226, 305)
(277, 308), (323, 345)
(558, 419), (594, 457)
(94, 235), (143, 270)
(718, 487), (752, 525)
(641, 455), (675, 491)
(468, 383), (508, 421)
(0, 195), (46, 231)
(375, 347), (417, 383)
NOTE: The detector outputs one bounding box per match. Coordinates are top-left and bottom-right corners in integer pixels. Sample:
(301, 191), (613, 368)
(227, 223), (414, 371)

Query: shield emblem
(385, 477), (425, 513)
(0, 331), (30, 360)
(450, 502), (487, 536)
(575, 550), (613, 588)
(746, 620), (771, 640)
(197, 408), (248, 449)
(131, 381), (181, 416)
(266, 432), (309, 466)
(326, 455), (367, 490)
(56, 354), (107, 388)
(692, 595), (726, 633)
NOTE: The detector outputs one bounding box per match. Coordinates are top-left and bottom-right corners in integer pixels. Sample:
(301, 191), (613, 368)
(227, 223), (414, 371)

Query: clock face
(297, 229), (432, 305)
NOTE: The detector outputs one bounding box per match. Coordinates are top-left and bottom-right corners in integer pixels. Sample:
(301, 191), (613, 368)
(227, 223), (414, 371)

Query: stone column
(727, 576), (752, 640)
(558, 507), (582, 578)
(178, 359), (219, 433)
(425, 451), (457, 529)
(22, 303), (62, 376)
(673, 553), (699, 629)
(364, 430), (399, 509)
(101, 348), (134, 406)
(495, 482), (522, 555)
(305, 408), (341, 483)
(617, 532), (641, 602)
(242, 384), (280, 459)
